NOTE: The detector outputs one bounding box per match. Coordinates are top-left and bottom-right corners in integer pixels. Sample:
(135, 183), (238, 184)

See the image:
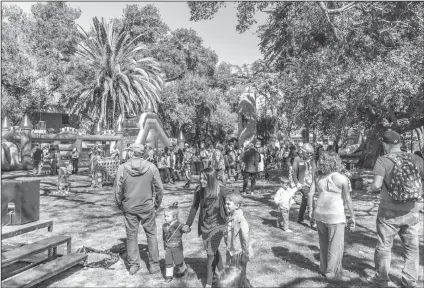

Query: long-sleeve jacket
(225, 209), (250, 260)
(242, 148), (261, 173)
(185, 185), (228, 237)
(292, 156), (316, 187)
(113, 157), (163, 213)
(162, 220), (186, 249)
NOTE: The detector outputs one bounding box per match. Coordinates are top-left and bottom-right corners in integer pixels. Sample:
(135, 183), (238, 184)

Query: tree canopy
(188, 1), (424, 167)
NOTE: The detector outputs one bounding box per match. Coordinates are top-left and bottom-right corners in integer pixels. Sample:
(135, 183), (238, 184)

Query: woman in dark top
(182, 167), (228, 288)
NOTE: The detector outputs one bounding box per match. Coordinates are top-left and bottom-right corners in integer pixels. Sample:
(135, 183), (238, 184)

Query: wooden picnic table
(2, 220), (53, 240)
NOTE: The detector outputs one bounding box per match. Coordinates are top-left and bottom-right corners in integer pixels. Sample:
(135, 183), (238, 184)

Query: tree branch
(164, 72), (185, 83)
(317, 2), (341, 42)
(399, 118), (424, 134)
(326, 2), (356, 14)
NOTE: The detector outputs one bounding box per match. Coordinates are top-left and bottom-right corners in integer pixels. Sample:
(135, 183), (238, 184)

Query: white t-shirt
(274, 187), (298, 210)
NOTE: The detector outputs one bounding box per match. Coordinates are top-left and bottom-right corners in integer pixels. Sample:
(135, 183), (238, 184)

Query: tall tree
(188, 1), (424, 168)
(158, 74), (237, 145)
(150, 28), (218, 81)
(118, 4), (170, 47)
(2, 2), (83, 124)
(69, 17), (164, 128)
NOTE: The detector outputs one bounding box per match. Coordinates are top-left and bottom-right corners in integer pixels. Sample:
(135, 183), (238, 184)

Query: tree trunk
(356, 123), (385, 169)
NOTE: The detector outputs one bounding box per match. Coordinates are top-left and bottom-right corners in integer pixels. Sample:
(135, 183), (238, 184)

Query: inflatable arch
(134, 102), (171, 149)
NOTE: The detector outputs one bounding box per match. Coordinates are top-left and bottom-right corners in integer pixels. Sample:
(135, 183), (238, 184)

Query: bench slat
(1, 220), (53, 240)
(2, 253), (87, 288)
(2, 236), (71, 266)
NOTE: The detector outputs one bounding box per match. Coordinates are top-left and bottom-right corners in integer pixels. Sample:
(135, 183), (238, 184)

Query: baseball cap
(128, 143), (145, 155)
(381, 130), (401, 144)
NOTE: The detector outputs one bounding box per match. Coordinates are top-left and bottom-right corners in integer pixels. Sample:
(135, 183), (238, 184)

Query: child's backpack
(384, 153), (423, 203)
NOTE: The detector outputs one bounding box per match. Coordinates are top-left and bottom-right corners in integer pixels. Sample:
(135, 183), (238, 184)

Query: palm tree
(69, 17), (163, 128)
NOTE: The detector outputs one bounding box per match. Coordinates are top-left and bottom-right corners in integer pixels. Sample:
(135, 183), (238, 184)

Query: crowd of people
(112, 130), (423, 288)
(28, 131), (423, 287)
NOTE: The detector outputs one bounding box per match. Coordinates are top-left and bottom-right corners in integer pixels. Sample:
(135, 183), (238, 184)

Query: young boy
(273, 176), (299, 232)
(57, 166), (71, 194)
(163, 203), (189, 282)
(224, 191), (252, 287)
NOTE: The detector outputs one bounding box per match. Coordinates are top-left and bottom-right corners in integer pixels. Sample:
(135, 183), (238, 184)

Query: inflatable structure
(134, 101), (171, 149)
(238, 86), (258, 148)
(1, 102), (173, 171)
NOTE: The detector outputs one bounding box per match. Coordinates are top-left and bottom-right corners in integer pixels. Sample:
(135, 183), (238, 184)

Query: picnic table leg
(67, 240), (72, 254)
(48, 224), (54, 257)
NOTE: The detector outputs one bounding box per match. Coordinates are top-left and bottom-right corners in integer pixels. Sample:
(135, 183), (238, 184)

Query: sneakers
(149, 264), (161, 274)
(129, 266), (140, 275)
(165, 277), (173, 282)
(310, 222), (317, 229)
(366, 276), (398, 288)
(176, 268), (188, 278)
(326, 275), (350, 282)
(298, 220), (308, 226)
(282, 229), (293, 233)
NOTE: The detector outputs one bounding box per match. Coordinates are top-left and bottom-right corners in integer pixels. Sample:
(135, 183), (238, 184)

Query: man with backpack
(113, 143), (163, 276)
(367, 130), (423, 288)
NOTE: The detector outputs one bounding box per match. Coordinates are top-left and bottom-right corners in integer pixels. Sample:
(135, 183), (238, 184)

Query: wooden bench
(2, 235), (71, 267)
(2, 253), (87, 288)
(2, 220), (53, 240)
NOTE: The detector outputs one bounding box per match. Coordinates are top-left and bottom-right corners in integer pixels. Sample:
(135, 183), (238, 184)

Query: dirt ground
(1, 169), (423, 288)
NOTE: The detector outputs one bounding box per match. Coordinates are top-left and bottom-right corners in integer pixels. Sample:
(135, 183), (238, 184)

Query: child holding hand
(224, 191), (252, 288)
(274, 176), (299, 232)
(162, 203), (190, 282)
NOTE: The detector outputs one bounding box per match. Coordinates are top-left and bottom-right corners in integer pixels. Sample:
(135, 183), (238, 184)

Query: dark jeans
(298, 187), (308, 222)
(123, 209), (159, 269)
(159, 167), (172, 183)
(33, 160), (41, 175)
(316, 221), (345, 277)
(71, 158), (78, 174)
(242, 171), (257, 193)
(374, 207), (420, 288)
(165, 247), (184, 268)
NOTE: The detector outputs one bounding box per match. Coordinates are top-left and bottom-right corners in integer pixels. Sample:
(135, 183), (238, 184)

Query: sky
(9, 1), (268, 66)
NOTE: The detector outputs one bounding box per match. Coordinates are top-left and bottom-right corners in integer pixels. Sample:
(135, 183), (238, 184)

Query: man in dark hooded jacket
(113, 143), (164, 275)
